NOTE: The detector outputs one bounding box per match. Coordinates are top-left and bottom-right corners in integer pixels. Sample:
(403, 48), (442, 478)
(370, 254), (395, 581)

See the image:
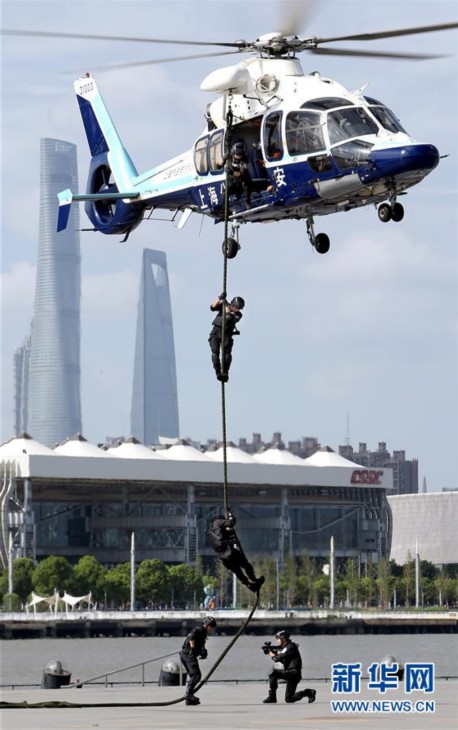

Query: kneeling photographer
(262, 630), (316, 704)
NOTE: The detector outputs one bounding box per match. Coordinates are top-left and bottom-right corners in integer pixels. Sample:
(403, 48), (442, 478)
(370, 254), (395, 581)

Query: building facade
(0, 438), (392, 570)
(131, 249), (179, 445)
(339, 442), (418, 494)
(26, 139), (82, 446)
(388, 492), (458, 566)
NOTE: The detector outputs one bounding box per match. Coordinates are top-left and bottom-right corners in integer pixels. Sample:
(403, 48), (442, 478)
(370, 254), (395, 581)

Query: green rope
(221, 96), (233, 516)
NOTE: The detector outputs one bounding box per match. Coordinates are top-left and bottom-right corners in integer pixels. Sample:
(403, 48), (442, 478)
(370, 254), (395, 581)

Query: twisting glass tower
(27, 139), (82, 446)
(131, 249), (179, 445)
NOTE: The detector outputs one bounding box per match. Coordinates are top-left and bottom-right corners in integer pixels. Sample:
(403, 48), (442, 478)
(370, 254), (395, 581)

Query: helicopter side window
(286, 111), (325, 156)
(327, 108), (378, 146)
(263, 112), (283, 161)
(194, 136), (209, 175)
(209, 130), (224, 172)
(368, 106), (407, 134)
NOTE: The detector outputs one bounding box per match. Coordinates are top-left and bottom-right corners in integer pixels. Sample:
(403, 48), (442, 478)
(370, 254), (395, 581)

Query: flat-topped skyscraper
(26, 138), (82, 445)
(131, 249), (179, 445)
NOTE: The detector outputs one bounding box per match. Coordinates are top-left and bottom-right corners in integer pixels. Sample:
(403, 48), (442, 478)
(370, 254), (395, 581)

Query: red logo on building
(350, 469), (383, 485)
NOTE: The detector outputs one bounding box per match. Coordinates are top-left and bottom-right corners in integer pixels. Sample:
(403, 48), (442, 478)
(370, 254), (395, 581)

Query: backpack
(207, 517), (225, 552)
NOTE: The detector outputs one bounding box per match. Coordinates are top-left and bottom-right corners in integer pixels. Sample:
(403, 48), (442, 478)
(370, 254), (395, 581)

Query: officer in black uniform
(208, 293), (245, 382)
(222, 140), (253, 208)
(262, 630), (317, 704)
(179, 616), (216, 705)
(208, 510), (265, 593)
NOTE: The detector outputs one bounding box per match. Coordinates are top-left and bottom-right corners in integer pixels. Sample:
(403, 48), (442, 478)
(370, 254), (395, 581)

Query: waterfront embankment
(0, 609), (456, 639)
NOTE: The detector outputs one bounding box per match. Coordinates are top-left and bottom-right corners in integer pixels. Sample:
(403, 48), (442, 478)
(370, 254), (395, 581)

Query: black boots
(185, 695), (200, 706)
(297, 688), (316, 703)
(249, 575), (265, 593)
(263, 693), (277, 703)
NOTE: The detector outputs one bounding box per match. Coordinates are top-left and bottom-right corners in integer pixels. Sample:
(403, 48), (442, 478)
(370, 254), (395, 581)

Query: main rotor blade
(1, 28), (243, 48)
(279, 0), (316, 37)
(78, 50), (244, 73)
(312, 21), (458, 45)
(309, 47), (446, 60)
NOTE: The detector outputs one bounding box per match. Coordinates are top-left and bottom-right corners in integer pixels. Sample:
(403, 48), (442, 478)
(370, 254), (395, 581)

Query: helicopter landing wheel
(391, 202), (405, 222)
(314, 233), (330, 254)
(378, 203), (392, 223)
(222, 237), (240, 259)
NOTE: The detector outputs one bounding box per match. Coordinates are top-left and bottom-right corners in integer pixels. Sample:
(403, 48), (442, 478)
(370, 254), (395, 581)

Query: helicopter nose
(361, 144), (440, 182)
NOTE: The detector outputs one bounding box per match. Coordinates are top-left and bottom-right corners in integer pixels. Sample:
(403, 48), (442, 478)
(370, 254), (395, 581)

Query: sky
(1, 0), (457, 492)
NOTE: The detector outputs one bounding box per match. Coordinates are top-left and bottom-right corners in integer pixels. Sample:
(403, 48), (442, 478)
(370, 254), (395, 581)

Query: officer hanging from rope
(208, 292), (245, 382)
(208, 508), (265, 593)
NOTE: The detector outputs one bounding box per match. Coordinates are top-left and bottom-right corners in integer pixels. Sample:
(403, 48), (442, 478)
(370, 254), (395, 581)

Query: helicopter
(4, 17), (457, 256)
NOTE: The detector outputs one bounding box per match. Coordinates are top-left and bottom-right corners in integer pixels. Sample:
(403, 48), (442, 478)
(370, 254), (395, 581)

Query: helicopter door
(263, 112), (283, 161)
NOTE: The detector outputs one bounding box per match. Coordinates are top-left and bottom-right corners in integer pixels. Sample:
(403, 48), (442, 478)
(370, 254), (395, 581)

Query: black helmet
(231, 296), (245, 310)
(275, 630), (290, 641)
(231, 140), (245, 155)
(202, 616), (217, 629)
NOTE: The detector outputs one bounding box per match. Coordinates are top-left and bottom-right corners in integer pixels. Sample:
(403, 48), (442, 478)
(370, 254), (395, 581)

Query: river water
(1, 633), (457, 687)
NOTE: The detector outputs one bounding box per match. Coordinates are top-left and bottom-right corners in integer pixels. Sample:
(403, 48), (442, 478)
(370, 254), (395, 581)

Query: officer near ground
(179, 616), (216, 706)
(262, 630), (316, 704)
(208, 293), (245, 382)
(208, 510), (265, 593)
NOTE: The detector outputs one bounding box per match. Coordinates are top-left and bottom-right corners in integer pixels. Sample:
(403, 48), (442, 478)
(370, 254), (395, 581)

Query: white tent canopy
(302, 445), (361, 468)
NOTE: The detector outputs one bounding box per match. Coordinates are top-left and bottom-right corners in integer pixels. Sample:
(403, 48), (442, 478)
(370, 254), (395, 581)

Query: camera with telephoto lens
(261, 641), (278, 656)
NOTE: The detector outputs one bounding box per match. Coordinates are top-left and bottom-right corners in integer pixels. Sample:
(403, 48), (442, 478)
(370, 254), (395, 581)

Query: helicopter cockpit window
(286, 111), (325, 155)
(263, 112), (283, 161)
(332, 140), (373, 170)
(209, 130), (224, 172)
(301, 97), (354, 111)
(327, 108), (378, 145)
(367, 105), (407, 134)
(194, 137), (209, 175)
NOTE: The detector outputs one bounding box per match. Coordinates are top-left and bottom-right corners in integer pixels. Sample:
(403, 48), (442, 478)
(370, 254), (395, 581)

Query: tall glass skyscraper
(26, 139), (82, 446)
(131, 249), (179, 445)
(13, 335), (31, 435)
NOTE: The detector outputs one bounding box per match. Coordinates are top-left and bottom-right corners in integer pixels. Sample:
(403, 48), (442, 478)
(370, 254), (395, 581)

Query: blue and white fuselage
(57, 57), (440, 248)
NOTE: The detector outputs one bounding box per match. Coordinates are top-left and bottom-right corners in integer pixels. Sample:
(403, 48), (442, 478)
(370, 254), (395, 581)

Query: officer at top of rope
(219, 139), (253, 210)
(261, 630), (317, 705)
(208, 293), (245, 383)
(208, 509), (265, 593)
(179, 616), (217, 706)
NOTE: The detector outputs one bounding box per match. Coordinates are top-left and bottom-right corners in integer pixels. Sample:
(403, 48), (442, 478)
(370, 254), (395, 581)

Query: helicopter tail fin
(73, 74), (138, 190)
(56, 75), (144, 236)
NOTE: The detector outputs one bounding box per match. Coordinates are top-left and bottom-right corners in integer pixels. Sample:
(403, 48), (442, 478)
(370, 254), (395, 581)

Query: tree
(402, 554), (415, 607)
(136, 558), (170, 607)
(11, 558), (35, 601)
(298, 552), (318, 607)
(71, 555), (107, 601)
(3, 593), (21, 611)
(32, 556), (73, 595)
(344, 558), (360, 607)
(376, 558), (394, 609)
(104, 563), (131, 606)
(168, 564), (204, 608)
(282, 554), (298, 607)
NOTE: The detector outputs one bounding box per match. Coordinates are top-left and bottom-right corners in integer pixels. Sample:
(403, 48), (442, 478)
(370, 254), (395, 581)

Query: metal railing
(67, 650), (182, 688)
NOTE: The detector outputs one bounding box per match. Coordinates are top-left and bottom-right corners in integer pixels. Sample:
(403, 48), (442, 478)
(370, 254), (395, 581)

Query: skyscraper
(131, 249), (179, 444)
(26, 139), (82, 446)
(13, 335), (31, 434)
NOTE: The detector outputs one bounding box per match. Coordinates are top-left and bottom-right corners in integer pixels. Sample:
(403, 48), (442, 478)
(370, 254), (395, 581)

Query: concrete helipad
(1, 680), (457, 730)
